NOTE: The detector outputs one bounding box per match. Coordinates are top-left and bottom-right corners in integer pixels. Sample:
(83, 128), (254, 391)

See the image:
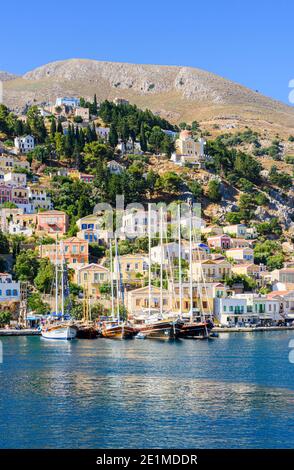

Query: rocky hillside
(2, 59), (294, 137)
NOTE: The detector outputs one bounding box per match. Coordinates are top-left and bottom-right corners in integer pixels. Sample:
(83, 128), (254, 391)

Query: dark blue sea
(1, 331), (294, 448)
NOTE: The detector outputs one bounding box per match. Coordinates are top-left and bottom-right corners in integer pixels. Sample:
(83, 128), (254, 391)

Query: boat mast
(60, 240), (64, 318)
(178, 204), (182, 319)
(160, 206), (163, 317)
(55, 238), (58, 315)
(189, 203), (193, 323)
(109, 238), (115, 318)
(148, 203), (152, 317)
(115, 234), (120, 323)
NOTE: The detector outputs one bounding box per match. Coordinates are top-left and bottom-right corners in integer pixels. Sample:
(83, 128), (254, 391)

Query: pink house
(0, 185), (12, 204)
(207, 234), (231, 250)
(37, 210), (69, 235)
(79, 173), (95, 183)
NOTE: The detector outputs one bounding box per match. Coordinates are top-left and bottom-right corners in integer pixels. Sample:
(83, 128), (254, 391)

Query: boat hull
(41, 325), (77, 340)
(76, 326), (99, 339)
(177, 320), (212, 339)
(101, 324), (137, 339)
(137, 321), (180, 340)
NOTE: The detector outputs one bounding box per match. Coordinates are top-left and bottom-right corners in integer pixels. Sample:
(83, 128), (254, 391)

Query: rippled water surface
(1, 332), (294, 448)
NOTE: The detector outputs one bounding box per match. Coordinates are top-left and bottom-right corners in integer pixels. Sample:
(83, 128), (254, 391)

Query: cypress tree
(50, 118), (56, 136)
(140, 122), (147, 152)
(109, 123), (118, 148)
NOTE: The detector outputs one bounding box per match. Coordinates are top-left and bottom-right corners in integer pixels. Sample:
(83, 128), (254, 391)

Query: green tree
(207, 180), (221, 201)
(34, 258), (55, 293)
(0, 231), (9, 254)
(108, 123), (118, 147)
(14, 250), (39, 282)
(27, 292), (49, 315)
(0, 311), (11, 326)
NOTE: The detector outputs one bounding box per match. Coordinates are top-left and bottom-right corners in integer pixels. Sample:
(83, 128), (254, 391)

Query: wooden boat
(76, 324), (99, 339)
(176, 318), (214, 339)
(42, 323), (78, 340)
(41, 241), (78, 341)
(101, 321), (138, 339)
(136, 319), (180, 340)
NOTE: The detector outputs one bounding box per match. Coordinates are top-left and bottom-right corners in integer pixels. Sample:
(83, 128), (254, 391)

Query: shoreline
(1, 326), (294, 336)
(213, 326), (294, 333)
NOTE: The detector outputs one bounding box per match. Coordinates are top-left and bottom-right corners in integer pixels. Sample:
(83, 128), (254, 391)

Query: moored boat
(76, 324), (99, 339)
(42, 323), (78, 340)
(101, 321), (137, 339)
(176, 318), (213, 339)
(136, 318), (180, 340)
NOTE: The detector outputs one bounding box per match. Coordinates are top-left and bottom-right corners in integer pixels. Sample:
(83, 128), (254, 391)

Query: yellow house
(76, 263), (110, 299)
(171, 281), (229, 318)
(232, 263), (260, 278)
(192, 259), (231, 282)
(126, 286), (172, 317)
(114, 254), (149, 284)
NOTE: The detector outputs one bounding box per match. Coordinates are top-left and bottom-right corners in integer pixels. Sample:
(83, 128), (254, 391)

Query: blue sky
(1, 0), (294, 104)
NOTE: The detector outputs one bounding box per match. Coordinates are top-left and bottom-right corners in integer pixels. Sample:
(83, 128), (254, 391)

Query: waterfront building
(214, 296), (249, 326)
(171, 281), (229, 318)
(126, 285), (172, 317)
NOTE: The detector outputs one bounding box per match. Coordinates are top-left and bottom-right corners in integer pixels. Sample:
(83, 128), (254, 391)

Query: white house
(4, 172), (27, 187)
(214, 296), (249, 326)
(14, 135), (35, 154)
(120, 209), (160, 239)
(96, 127), (110, 140)
(151, 242), (180, 266)
(117, 139), (141, 155)
(0, 273), (20, 302)
(55, 97), (80, 108)
(28, 186), (53, 212)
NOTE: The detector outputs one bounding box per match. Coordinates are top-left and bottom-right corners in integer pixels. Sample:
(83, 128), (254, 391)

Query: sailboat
(41, 241), (78, 340)
(135, 205), (180, 340)
(175, 202), (214, 339)
(76, 284), (99, 339)
(101, 236), (137, 339)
